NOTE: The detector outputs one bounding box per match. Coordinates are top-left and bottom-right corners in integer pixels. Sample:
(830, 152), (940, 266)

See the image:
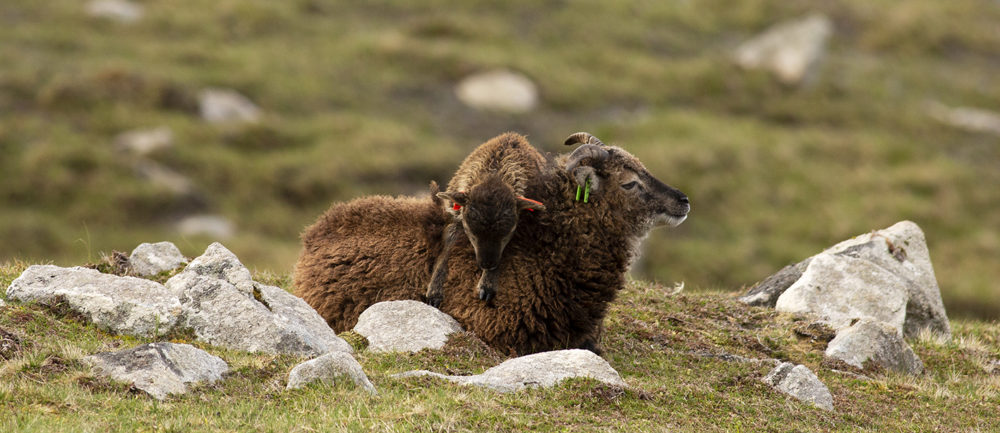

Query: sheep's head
(564, 132), (690, 234)
(437, 174), (545, 270)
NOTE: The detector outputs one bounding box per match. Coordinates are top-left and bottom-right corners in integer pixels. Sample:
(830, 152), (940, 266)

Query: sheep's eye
(622, 181), (638, 190)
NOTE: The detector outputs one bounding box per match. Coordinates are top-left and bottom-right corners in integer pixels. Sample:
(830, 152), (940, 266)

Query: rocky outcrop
(762, 362), (834, 411)
(128, 241), (187, 277)
(394, 349), (627, 393)
(734, 14), (833, 85)
(455, 70), (539, 113)
(286, 351), (376, 394)
(353, 301), (463, 353)
(84, 343), (228, 400)
(825, 319), (924, 375)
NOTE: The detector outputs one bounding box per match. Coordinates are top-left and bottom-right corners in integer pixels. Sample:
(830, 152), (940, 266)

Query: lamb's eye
(622, 181), (638, 190)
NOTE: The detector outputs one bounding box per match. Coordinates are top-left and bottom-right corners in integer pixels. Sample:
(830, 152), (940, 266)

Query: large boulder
(353, 300), (463, 353)
(85, 342), (228, 400)
(128, 241), (187, 277)
(166, 243), (352, 356)
(454, 70), (539, 113)
(394, 349), (627, 393)
(762, 362), (833, 411)
(6, 265), (182, 337)
(734, 14), (833, 86)
(286, 351), (376, 394)
(825, 319), (923, 375)
(741, 221), (950, 338)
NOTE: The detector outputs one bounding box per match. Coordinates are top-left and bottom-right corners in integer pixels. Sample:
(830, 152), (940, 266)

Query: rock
(128, 241), (187, 277)
(114, 127), (173, 156)
(286, 351), (376, 394)
(734, 14), (833, 85)
(762, 362), (833, 411)
(825, 319), (923, 375)
(165, 243), (352, 356)
(455, 70), (539, 113)
(6, 265), (182, 337)
(353, 300), (463, 353)
(86, 0), (143, 24)
(743, 221), (950, 338)
(926, 102), (1000, 136)
(198, 88), (261, 124)
(394, 349), (627, 393)
(775, 253), (908, 332)
(0, 327), (22, 361)
(176, 215), (235, 239)
(84, 343), (228, 400)
(0, 298), (5, 308)
(134, 160), (194, 196)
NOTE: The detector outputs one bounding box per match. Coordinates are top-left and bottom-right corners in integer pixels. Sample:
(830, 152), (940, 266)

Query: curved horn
(564, 143), (610, 173)
(564, 132), (606, 147)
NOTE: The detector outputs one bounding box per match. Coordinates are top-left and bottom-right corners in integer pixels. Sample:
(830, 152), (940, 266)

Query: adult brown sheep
(293, 132), (689, 355)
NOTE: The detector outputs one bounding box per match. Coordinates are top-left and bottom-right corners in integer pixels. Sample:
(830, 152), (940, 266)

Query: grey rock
(199, 88), (261, 124)
(114, 127), (173, 156)
(85, 342), (228, 400)
(176, 215), (235, 239)
(128, 241), (187, 277)
(286, 352), (376, 394)
(353, 300), (462, 353)
(739, 258), (811, 307)
(166, 243), (352, 356)
(134, 160), (194, 196)
(455, 70), (538, 113)
(0, 298), (5, 308)
(6, 265), (182, 337)
(825, 319), (923, 375)
(734, 14), (833, 85)
(394, 349), (627, 393)
(927, 102), (1000, 136)
(86, 0), (143, 24)
(762, 362), (834, 411)
(775, 253), (908, 332)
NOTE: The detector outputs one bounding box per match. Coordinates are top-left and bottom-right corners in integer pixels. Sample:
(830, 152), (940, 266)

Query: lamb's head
(438, 173), (545, 270)
(564, 132), (690, 235)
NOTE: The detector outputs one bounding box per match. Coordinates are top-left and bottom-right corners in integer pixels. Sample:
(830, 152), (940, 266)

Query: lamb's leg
(578, 322), (605, 356)
(477, 268), (498, 302)
(425, 222), (461, 308)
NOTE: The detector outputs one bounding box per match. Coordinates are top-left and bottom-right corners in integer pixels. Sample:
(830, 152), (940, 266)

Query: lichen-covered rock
(85, 343), (228, 400)
(128, 241), (187, 277)
(166, 243), (352, 356)
(394, 349), (626, 393)
(762, 362), (833, 411)
(6, 265), (182, 337)
(354, 300), (463, 353)
(286, 352), (376, 394)
(825, 319), (923, 375)
(734, 14), (833, 85)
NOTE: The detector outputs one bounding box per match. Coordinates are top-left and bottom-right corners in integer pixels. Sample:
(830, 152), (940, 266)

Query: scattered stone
(114, 127), (173, 156)
(394, 349), (627, 393)
(199, 88), (261, 124)
(286, 351), (376, 394)
(128, 241), (187, 277)
(6, 265), (182, 337)
(0, 298), (5, 308)
(0, 328), (22, 361)
(84, 343), (228, 400)
(165, 243), (352, 356)
(734, 14), (833, 85)
(353, 300), (463, 353)
(176, 215), (235, 239)
(133, 160), (194, 195)
(762, 362), (834, 411)
(86, 0), (143, 24)
(455, 70), (539, 113)
(926, 102), (1000, 136)
(739, 259), (811, 307)
(825, 319), (924, 375)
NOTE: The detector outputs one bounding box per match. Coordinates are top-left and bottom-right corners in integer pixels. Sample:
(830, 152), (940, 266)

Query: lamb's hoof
(477, 286), (495, 302)
(425, 293), (443, 308)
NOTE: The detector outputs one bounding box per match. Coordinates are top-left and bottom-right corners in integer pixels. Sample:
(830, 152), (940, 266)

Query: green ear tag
(575, 185), (582, 202)
(583, 178), (591, 203)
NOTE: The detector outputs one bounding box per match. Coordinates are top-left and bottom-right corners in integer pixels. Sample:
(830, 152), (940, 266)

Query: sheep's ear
(517, 197), (545, 212)
(572, 166), (602, 194)
(437, 191), (468, 206)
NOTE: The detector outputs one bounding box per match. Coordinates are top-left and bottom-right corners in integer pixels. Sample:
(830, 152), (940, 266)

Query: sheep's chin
(655, 213), (688, 227)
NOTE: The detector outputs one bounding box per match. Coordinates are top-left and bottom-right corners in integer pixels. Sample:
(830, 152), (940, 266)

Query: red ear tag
(453, 203), (462, 211)
(518, 197), (544, 212)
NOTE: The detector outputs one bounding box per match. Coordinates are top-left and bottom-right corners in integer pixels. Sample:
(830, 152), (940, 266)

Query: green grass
(1, 0), (999, 319)
(2, 263), (1000, 432)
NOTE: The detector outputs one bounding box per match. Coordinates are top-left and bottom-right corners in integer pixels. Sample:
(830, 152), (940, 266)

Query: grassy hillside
(2, 262), (999, 431)
(1, 0), (999, 317)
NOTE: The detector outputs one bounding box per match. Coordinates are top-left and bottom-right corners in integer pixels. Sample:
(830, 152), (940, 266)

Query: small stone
(455, 70), (539, 113)
(286, 351), (376, 394)
(734, 14), (833, 85)
(353, 300), (463, 353)
(927, 102), (1000, 136)
(176, 215), (235, 239)
(86, 0), (143, 24)
(128, 241), (187, 277)
(85, 342), (228, 400)
(114, 127), (173, 156)
(133, 160), (194, 196)
(199, 88), (261, 124)
(825, 319), (924, 375)
(762, 362), (834, 411)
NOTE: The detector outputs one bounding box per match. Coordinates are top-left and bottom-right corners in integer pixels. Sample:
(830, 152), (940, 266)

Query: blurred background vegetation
(1, 0), (998, 318)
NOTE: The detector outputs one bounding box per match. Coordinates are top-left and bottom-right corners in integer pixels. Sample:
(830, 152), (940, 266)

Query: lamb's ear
(572, 166), (602, 194)
(517, 197), (545, 212)
(437, 191), (468, 206)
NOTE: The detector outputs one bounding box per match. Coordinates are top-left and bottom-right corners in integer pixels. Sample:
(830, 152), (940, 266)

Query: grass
(2, 262), (1000, 432)
(1, 1), (999, 320)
